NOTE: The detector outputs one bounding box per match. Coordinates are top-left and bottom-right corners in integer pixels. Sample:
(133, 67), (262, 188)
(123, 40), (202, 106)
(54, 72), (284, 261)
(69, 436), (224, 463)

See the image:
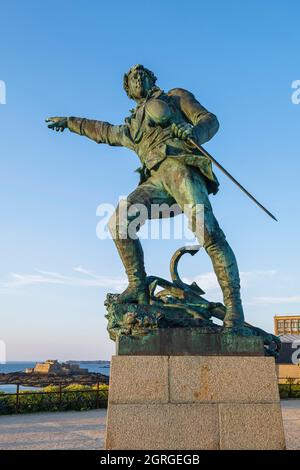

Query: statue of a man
(47, 64), (244, 330)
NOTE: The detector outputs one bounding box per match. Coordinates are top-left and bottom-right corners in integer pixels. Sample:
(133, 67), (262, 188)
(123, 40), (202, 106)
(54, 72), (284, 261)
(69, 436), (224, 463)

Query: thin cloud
(183, 269), (277, 294)
(1, 266), (293, 307)
(249, 295), (300, 306)
(182, 272), (219, 292)
(0, 267), (126, 293)
(73, 266), (100, 278)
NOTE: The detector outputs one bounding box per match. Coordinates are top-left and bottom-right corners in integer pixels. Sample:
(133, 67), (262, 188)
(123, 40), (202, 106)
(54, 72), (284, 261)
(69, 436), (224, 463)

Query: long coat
(68, 87), (220, 194)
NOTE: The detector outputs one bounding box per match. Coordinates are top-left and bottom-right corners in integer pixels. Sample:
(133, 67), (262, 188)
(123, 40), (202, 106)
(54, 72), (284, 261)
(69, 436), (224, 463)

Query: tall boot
(205, 235), (245, 330)
(112, 236), (149, 304)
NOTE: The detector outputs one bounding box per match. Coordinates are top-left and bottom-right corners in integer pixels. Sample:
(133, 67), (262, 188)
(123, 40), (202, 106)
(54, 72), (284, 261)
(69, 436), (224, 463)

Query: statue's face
(127, 68), (154, 101)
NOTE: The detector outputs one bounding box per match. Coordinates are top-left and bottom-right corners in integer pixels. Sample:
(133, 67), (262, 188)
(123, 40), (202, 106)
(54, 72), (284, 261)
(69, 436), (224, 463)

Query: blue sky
(0, 0), (299, 360)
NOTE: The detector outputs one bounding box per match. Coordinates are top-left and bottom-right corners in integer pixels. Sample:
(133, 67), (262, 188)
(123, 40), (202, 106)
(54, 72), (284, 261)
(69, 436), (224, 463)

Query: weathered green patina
(104, 245), (280, 357)
(116, 329), (265, 357)
(46, 64), (279, 352)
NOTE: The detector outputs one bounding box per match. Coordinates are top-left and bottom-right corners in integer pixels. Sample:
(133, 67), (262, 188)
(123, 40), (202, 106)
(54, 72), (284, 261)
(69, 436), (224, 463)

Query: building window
(275, 317), (300, 334)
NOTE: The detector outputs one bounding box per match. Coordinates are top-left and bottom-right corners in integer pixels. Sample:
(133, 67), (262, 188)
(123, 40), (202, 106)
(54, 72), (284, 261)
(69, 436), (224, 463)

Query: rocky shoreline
(0, 372), (109, 387)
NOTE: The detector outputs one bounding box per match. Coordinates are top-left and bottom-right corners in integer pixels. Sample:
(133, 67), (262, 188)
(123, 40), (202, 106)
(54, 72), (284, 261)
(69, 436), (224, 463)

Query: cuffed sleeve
(168, 88), (219, 145)
(67, 117), (135, 150)
(192, 111), (219, 145)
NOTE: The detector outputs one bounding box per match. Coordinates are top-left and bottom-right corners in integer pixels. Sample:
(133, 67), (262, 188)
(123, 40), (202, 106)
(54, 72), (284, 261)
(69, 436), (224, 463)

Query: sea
(0, 361), (110, 394)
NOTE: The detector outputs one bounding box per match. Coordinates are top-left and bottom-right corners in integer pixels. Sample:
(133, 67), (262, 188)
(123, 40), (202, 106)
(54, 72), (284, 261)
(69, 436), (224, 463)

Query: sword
(187, 137), (278, 222)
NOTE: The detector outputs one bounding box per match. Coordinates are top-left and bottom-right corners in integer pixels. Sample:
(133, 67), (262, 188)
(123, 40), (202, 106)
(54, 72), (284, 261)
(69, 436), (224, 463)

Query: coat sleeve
(168, 88), (219, 145)
(67, 117), (135, 150)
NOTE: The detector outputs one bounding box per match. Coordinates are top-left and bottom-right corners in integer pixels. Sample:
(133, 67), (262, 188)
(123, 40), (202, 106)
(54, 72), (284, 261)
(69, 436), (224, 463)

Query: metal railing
(0, 382), (108, 414)
(278, 377), (300, 398)
(1, 377), (300, 415)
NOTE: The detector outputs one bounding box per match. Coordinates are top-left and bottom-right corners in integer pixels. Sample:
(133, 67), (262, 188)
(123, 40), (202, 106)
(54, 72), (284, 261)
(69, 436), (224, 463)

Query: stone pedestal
(105, 333), (286, 450)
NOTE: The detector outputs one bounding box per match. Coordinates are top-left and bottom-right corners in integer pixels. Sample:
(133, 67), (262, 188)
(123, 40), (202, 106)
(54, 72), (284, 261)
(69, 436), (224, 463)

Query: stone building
(273, 316), (300, 381)
(27, 360), (88, 375)
(274, 314), (300, 335)
(275, 334), (300, 382)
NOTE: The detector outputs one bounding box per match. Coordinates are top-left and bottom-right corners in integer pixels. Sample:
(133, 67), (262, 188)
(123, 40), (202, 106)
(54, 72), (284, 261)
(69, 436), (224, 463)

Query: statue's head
(123, 64), (157, 101)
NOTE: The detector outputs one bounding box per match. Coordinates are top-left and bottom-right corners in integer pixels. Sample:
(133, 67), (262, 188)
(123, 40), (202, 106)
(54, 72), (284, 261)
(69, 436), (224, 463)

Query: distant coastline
(3, 360), (110, 365)
(66, 360), (110, 365)
(0, 361), (110, 393)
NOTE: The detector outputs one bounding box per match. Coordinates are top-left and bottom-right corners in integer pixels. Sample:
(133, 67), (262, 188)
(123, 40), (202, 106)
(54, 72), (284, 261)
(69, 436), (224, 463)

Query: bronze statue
(46, 64), (276, 343)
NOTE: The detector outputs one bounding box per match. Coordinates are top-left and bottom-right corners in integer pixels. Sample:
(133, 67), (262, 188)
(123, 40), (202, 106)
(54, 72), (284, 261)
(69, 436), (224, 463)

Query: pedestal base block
(105, 355), (286, 450)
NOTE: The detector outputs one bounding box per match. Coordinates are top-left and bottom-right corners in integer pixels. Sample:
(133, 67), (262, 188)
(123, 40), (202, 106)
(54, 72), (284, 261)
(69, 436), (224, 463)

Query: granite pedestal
(105, 329), (286, 450)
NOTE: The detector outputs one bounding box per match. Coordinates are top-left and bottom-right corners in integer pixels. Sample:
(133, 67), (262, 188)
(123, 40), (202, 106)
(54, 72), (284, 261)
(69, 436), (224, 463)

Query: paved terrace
(0, 400), (299, 450)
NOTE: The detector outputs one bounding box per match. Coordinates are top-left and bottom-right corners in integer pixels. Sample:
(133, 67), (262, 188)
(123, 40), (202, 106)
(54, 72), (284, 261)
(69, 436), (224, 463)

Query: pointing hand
(45, 117), (68, 132)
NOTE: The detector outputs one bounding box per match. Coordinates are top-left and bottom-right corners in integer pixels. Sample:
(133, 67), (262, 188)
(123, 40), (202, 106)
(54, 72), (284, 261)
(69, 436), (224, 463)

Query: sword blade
(188, 138), (278, 222)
